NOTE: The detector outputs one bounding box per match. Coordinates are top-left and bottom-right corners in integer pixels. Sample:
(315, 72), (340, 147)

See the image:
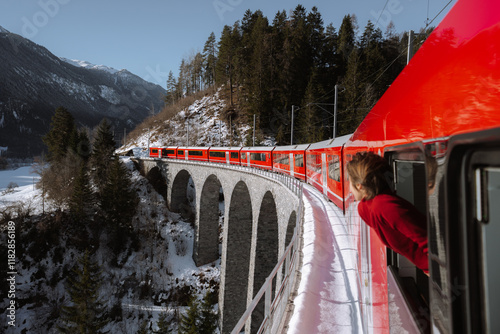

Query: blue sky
(0, 0), (456, 87)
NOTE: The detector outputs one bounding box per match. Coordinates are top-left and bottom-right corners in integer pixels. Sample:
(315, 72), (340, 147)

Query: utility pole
(219, 120), (222, 146)
(186, 121), (189, 146)
(253, 114), (256, 146)
(291, 105), (295, 145)
(333, 85), (338, 139)
(407, 30), (415, 64)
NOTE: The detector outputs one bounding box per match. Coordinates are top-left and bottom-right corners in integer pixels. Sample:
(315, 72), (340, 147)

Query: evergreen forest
(164, 5), (432, 145)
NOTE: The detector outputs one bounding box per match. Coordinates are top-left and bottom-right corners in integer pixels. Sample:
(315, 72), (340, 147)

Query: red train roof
(307, 134), (352, 151)
(346, 0), (500, 150)
(273, 144), (311, 152)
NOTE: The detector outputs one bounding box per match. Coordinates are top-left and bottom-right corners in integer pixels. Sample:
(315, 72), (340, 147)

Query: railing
(230, 192), (303, 334)
(142, 157), (304, 333)
(142, 157), (303, 198)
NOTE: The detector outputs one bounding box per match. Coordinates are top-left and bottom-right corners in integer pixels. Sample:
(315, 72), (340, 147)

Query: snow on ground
(288, 184), (363, 333)
(0, 166), (39, 190)
(0, 166), (48, 214)
(0, 159), (220, 333)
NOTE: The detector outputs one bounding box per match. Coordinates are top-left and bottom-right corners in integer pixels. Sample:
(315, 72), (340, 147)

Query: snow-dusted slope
(119, 87), (275, 155)
(60, 58), (120, 75)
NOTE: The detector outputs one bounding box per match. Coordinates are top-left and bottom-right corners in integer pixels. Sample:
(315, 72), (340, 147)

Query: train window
(189, 150), (203, 156)
(231, 152), (239, 159)
(278, 154), (289, 165)
(327, 155), (340, 182)
(151, 149), (158, 154)
(394, 160), (427, 214)
(250, 153), (266, 162)
(306, 153), (321, 173)
(162, 149), (175, 155)
(241, 152), (246, 160)
(295, 154), (304, 168)
(386, 150), (431, 331)
(178, 150), (184, 155)
(210, 151), (226, 158)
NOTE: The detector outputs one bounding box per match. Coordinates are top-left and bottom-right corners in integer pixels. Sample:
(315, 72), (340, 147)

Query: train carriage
(149, 147), (162, 158)
(305, 135), (351, 210)
(175, 147), (188, 160)
(240, 146), (274, 170)
(272, 144), (310, 181)
(184, 147), (209, 162)
(208, 147), (242, 165)
(343, 0), (500, 331)
(159, 146), (178, 159)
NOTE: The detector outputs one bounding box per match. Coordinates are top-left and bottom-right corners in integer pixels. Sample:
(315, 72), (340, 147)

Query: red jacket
(358, 192), (429, 272)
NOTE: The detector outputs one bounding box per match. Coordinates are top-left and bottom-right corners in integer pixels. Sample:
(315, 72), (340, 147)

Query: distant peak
(60, 57), (121, 75)
(0, 25), (10, 34)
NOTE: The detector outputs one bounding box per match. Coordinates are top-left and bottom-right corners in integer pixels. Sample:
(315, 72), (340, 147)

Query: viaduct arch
(136, 159), (301, 334)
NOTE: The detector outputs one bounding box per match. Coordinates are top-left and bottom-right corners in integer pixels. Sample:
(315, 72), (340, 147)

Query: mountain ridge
(0, 27), (166, 157)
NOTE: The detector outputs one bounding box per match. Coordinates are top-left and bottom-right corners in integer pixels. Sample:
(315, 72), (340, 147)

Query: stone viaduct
(134, 158), (302, 333)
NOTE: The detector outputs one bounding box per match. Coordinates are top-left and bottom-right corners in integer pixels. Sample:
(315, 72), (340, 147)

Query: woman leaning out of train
(347, 152), (429, 275)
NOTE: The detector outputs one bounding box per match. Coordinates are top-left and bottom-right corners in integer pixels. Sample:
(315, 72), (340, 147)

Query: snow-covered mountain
(0, 26), (166, 157)
(60, 58), (120, 75)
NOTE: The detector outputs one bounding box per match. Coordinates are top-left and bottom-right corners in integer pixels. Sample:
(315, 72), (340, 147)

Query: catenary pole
(253, 114), (256, 146)
(407, 30), (415, 64)
(334, 85), (338, 139)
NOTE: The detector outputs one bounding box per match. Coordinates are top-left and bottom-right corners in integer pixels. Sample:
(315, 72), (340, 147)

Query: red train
(149, 0), (500, 331)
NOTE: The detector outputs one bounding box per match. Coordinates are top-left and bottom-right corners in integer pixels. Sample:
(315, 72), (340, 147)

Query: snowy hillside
(119, 87), (276, 155)
(0, 158), (220, 333)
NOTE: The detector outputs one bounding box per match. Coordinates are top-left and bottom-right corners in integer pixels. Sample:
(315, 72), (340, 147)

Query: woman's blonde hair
(347, 152), (391, 200)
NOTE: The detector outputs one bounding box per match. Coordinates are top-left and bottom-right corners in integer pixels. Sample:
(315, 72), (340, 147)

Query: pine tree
(137, 320), (149, 334)
(203, 32), (218, 86)
(91, 119), (116, 193)
(198, 291), (218, 334)
(42, 106), (77, 163)
(155, 312), (171, 333)
(192, 52), (204, 92)
(297, 71), (324, 144)
(216, 23), (240, 106)
(178, 296), (200, 334)
(69, 162), (94, 225)
(76, 129), (92, 162)
(58, 250), (109, 334)
(100, 157), (138, 254)
(165, 71), (178, 105)
(337, 15), (356, 79)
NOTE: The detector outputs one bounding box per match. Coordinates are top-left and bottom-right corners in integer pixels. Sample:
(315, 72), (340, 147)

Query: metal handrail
(231, 189), (303, 334)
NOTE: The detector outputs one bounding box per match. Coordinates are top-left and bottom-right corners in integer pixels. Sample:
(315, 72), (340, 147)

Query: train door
(321, 153), (327, 197)
(290, 153), (294, 177)
(445, 139), (500, 334)
(226, 151), (230, 164)
(471, 159), (500, 333)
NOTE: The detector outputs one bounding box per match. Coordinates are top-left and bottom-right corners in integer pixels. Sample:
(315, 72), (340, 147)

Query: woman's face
(349, 181), (365, 201)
